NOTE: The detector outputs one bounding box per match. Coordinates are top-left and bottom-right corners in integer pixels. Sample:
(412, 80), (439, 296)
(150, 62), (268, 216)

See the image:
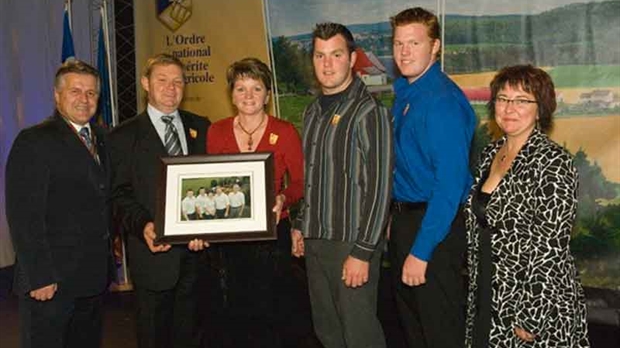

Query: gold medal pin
(331, 114), (341, 125)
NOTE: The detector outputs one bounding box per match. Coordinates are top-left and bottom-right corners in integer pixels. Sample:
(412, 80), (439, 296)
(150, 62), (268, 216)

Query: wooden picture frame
(154, 153), (275, 244)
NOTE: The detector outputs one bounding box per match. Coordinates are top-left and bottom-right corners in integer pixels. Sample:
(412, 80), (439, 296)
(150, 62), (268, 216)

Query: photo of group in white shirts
(180, 176), (251, 221)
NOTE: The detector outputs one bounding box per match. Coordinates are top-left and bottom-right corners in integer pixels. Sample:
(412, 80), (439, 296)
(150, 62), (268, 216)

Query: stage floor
(1, 266), (618, 348)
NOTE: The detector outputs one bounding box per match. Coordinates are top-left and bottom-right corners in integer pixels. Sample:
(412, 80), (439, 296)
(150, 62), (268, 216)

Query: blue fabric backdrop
(0, 0), (95, 267)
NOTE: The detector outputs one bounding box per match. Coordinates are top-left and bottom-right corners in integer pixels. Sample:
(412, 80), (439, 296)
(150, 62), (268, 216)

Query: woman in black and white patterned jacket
(464, 65), (589, 347)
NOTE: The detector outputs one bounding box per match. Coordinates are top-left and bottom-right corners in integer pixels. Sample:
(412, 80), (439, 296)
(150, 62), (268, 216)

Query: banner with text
(134, 0), (272, 121)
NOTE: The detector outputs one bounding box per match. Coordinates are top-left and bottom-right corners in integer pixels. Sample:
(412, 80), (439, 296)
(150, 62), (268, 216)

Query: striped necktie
(78, 126), (99, 164)
(161, 115), (182, 156)
(79, 127), (93, 149)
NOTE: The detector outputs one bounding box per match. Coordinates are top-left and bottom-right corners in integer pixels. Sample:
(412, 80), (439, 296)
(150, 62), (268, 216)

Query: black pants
(215, 209), (226, 219)
(18, 290), (103, 348)
(305, 239), (386, 348)
(388, 204), (466, 348)
(134, 252), (203, 348)
(228, 206), (242, 218)
(202, 218), (313, 348)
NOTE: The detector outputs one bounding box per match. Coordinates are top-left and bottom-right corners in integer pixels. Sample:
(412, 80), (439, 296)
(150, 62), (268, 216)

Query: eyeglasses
(494, 96), (537, 107)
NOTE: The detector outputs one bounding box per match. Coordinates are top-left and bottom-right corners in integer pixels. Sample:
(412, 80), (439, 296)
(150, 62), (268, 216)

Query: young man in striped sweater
(291, 22), (393, 348)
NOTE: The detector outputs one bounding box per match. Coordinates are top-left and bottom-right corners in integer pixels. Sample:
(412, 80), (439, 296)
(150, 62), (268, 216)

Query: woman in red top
(205, 57), (310, 347)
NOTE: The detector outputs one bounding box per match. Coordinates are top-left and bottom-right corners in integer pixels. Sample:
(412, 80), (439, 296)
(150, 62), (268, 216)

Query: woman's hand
(514, 326), (535, 342)
(188, 238), (209, 251)
(272, 194), (286, 224)
(291, 228), (304, 257)
(143, 222), (171, 253)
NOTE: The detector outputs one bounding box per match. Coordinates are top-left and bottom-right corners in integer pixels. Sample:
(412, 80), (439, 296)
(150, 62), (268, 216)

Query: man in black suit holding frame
(109, 53), (210, 348)
(6, 60), (113, 348)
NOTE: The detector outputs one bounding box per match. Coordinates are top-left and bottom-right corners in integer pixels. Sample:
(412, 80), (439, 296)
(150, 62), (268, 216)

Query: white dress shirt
(147, 104), (189, 155)
(228, 192), (245, 208)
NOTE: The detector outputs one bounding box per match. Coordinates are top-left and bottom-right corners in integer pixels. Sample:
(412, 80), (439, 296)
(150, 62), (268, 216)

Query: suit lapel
(137, 112), (168, 155)
(92, 124), (109, 173)
(180, 111), (196, 155)
(509, 128), (543, 177)
(52, 113), (95, 161)
(476, 139), (503, 227)
(483, 130), (543, 227)
(51, 112), (107, 190)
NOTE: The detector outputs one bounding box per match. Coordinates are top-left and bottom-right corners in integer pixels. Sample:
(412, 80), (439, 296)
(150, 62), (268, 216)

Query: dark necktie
(79, 126), (93, 149)
(161, 115), (183, 156)
(79, 126), (99, 164)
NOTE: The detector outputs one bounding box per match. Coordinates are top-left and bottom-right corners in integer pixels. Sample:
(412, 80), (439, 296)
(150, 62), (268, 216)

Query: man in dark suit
(5, 60), (113, 348)
(109, 53), (210, 348)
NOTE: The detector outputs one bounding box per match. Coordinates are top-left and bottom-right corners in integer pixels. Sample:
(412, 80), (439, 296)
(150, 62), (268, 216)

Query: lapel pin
(331, 114), (341, 126)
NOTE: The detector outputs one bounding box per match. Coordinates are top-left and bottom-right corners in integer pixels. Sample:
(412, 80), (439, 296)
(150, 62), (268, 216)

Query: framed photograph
(154, 153), (275, 244)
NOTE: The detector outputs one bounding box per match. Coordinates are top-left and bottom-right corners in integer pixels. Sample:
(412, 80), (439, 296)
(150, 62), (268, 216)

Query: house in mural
(579, 89), (616, 108)
(353, 47), (387, 86)
(611, 94), (620, 108)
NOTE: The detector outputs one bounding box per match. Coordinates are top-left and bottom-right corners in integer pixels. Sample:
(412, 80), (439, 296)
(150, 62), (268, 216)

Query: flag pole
(101, 0), (118, 127)
(436, 0), (445, 71)
(66, 0), (73, 32)
(100, 0), (127, 290)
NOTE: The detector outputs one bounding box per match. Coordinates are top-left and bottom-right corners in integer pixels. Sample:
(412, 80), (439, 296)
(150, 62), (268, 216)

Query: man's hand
(402, 254), (427, 286)
(291, 228), (304, 257)
(143, 222), (172, 253)
(188, 239), (209, 251)
(514, 326), (535, 342)
(30, 283), (57, 301)
(342, 256), (369, 288)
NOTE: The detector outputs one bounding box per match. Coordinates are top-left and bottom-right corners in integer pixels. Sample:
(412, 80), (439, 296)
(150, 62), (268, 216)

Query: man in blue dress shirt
(388, 7), (476, 348)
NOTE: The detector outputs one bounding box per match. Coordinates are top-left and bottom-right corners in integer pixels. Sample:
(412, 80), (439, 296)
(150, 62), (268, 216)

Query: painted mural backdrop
(266, 0), (620, 291)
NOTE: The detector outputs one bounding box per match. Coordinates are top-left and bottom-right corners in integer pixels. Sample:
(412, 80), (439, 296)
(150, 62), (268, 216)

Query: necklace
(498, 144), (510, 163)
(237, 114), (266, 151)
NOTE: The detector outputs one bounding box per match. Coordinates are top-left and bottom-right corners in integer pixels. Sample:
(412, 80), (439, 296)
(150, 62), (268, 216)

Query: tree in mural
(571, 149), (620, 254)
(469, 122), (492, 170)
(272, 36), (313, 94)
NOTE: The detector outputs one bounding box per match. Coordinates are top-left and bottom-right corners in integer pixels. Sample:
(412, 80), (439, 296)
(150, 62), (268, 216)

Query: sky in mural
(267, 0), (608, 36)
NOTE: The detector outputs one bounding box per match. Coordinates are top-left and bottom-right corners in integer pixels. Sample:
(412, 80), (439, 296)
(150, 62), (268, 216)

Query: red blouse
(206, 115), (304, 218)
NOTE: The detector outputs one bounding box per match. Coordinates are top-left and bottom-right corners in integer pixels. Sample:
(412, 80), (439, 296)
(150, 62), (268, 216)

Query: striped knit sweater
(295, 76), (393, 261)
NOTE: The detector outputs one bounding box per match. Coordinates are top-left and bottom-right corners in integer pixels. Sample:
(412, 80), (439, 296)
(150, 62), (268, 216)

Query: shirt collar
(394, 61), (441, 96)
(147, 103), (179, 121)
(315, 75), (363, 112)
(67, 119), (91, 133)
